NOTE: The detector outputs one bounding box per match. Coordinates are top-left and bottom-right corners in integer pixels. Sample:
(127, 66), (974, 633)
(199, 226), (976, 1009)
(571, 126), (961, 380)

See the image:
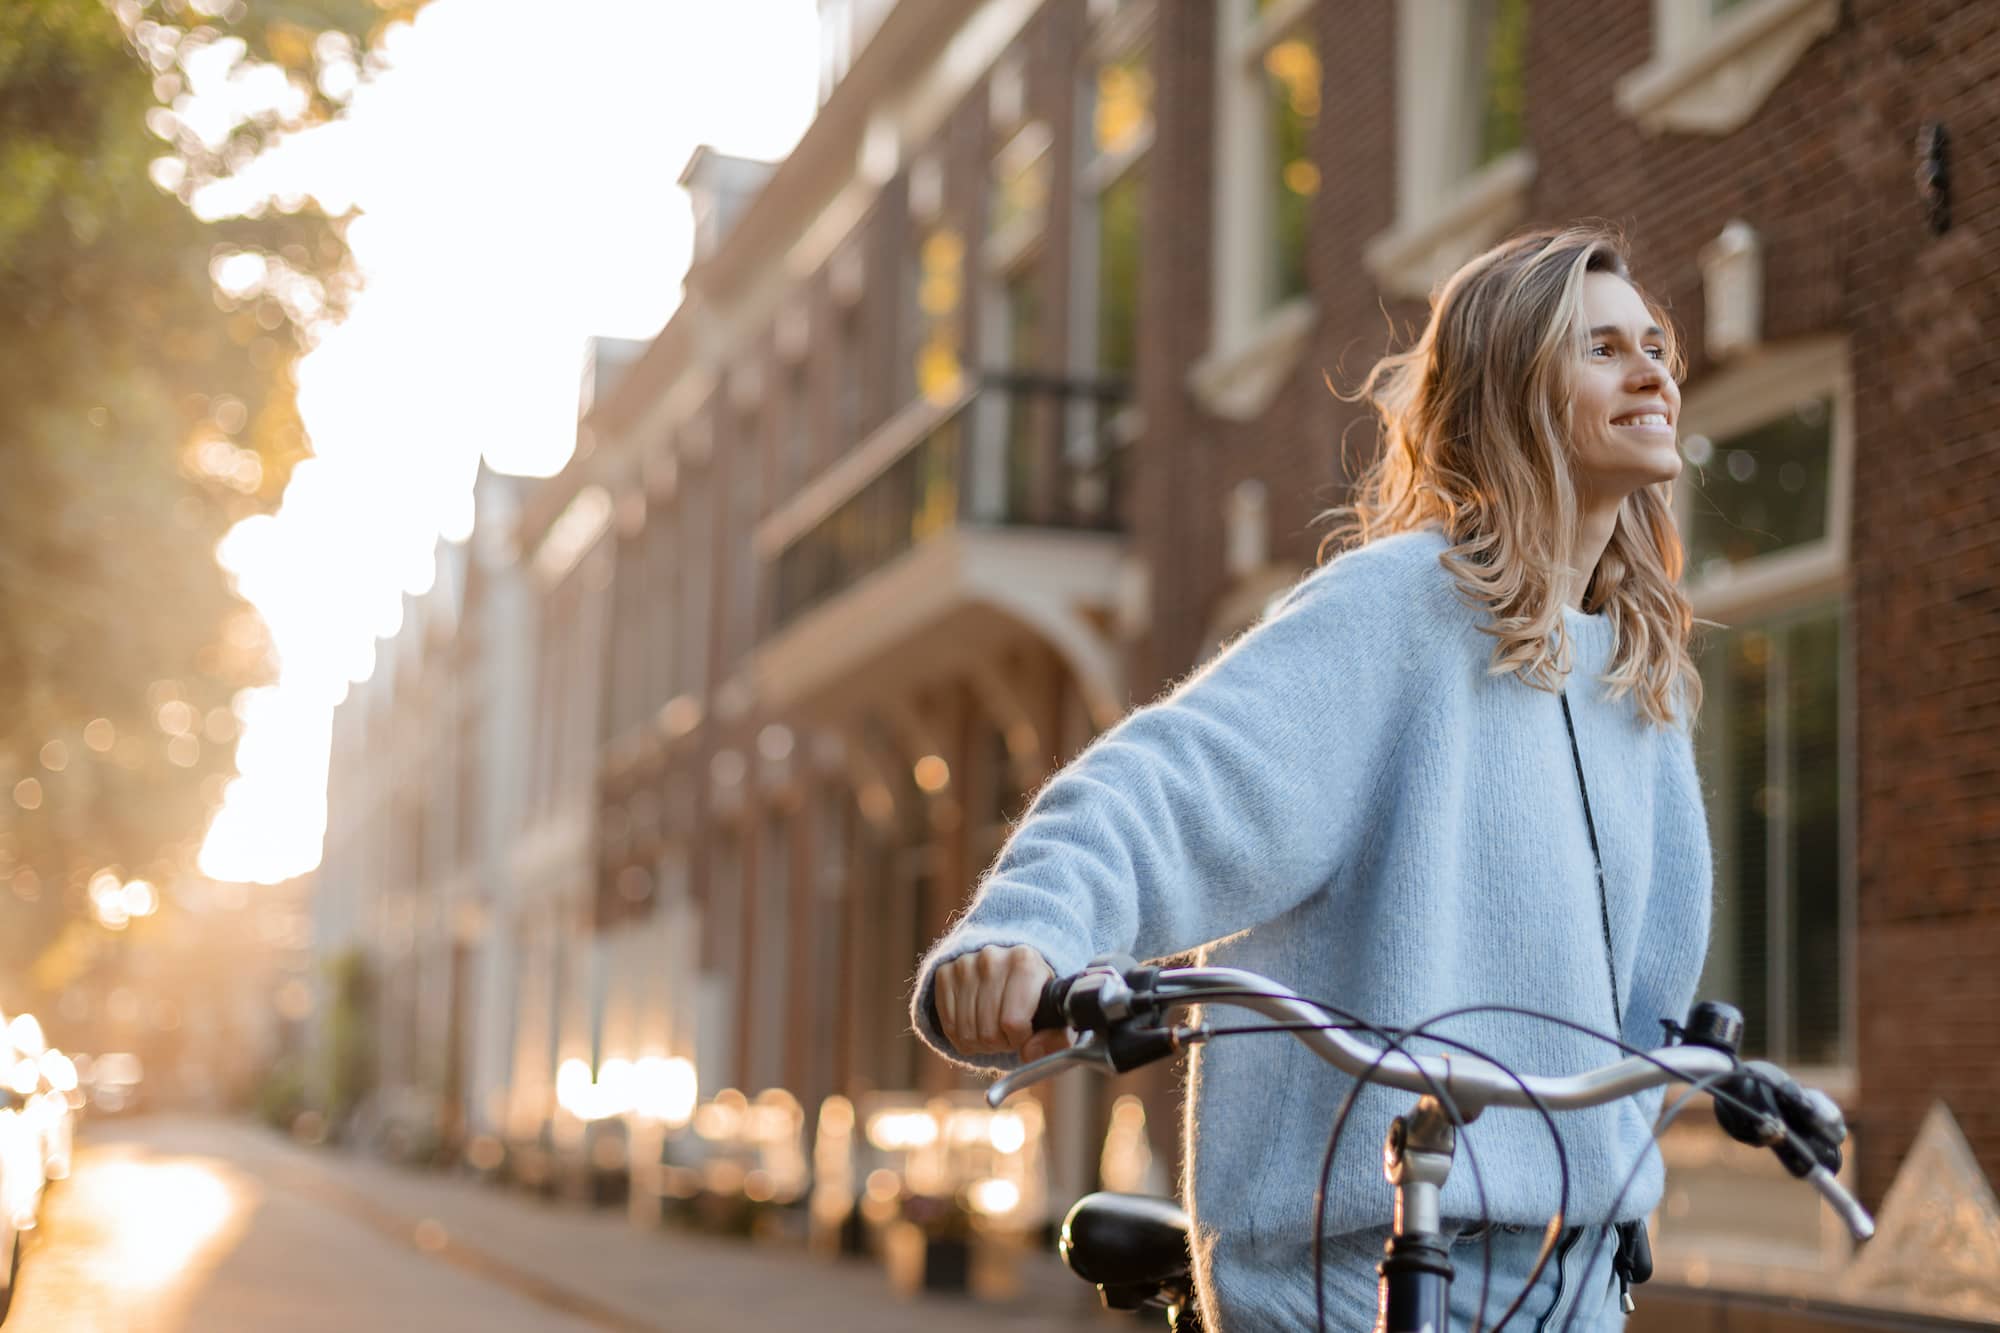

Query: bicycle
(983, 955), (1873, 1333)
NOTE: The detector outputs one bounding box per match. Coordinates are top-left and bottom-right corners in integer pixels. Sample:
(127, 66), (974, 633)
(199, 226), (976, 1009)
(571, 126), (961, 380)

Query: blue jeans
(1258, 1223), (1626, 1332)
(1445, 1223), (1626, 1332)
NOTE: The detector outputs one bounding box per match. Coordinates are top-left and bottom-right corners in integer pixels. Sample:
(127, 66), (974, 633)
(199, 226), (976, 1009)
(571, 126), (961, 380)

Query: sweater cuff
(908, 922), (1098, 1073)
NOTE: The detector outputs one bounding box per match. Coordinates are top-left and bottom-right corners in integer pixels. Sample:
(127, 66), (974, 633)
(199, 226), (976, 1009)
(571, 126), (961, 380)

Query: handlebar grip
(1032, 975), (1073, 1032)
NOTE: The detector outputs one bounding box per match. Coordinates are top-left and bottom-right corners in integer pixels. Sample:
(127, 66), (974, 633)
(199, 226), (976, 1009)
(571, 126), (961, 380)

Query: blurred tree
(0, 0), (423, 1001)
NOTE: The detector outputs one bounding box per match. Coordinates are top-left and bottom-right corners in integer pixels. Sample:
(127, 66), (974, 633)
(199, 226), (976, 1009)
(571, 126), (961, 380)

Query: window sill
(982, 211), (1044, 273)
(1362, 149), (1536, 301)
(1188, 296), (1318, 422)
(1615, 0), (1839, 136)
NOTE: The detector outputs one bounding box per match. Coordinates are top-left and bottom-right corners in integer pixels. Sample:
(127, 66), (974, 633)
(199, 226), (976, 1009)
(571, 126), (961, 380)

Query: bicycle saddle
(1060, 1192), (1193, 1300)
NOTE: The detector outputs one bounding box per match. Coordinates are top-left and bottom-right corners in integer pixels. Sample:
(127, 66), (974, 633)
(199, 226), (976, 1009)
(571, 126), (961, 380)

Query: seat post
(1377, 1096), (1456, 1333)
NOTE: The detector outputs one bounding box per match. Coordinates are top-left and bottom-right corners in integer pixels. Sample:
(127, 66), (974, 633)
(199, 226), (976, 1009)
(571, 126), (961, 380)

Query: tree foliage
(0, 0), (423, 1000)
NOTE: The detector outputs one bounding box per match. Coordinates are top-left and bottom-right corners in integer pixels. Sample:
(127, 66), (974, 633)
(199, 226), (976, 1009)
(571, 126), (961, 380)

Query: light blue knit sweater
(910, 526), (1713, 1329)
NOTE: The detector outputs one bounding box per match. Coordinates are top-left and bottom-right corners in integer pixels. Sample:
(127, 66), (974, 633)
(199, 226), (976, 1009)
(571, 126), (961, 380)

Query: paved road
(5, 1116), (1112, 1332)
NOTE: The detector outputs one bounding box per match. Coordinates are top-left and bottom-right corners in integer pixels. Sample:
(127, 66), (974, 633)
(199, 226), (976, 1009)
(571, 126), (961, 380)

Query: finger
(996, 961), (1046, 1053)
(1020, 1028), (1071, 1062)
(971, 949), (1009, 1053)
(932, 966), (962, 1047)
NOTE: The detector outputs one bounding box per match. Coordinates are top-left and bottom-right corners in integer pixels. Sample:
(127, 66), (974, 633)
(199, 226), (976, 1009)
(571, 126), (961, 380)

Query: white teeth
(1615, 413), (1668, 427)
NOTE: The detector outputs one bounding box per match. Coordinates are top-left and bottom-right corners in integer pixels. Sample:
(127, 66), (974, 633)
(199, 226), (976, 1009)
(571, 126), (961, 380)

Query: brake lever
(984, 1032), (1116, 1108)
(1807, 1164), (1876, 1241)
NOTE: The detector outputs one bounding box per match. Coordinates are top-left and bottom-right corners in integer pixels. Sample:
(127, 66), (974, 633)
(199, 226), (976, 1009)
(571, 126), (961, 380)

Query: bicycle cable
(1079, 977), (1829, 1333)
(1167, 988), (1564, 1333)
(1173, 989), (1831, 1333)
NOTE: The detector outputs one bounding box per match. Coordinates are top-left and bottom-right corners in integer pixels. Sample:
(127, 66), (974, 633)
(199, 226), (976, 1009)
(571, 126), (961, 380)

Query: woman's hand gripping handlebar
(973, 954), (1206, 1107)
(931, 944), (1073, 1063)
(981, 956), (1875, 1243)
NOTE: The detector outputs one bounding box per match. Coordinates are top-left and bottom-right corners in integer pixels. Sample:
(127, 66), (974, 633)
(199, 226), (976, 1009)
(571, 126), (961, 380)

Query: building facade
(317, 0), (2000, 1323)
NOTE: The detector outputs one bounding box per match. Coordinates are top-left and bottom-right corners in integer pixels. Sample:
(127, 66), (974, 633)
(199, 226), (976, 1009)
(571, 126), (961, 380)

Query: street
(5, 1117), (1111, 1332)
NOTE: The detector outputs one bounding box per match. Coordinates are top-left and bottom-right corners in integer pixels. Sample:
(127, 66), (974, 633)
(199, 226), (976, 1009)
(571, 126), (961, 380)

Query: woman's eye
(1590, 345), (1612, 358)
(1646, 346), (1666, 360)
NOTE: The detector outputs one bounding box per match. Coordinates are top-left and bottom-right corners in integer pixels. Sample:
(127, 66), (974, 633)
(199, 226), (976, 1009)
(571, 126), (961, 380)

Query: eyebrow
(1589, 324), (1666, 340)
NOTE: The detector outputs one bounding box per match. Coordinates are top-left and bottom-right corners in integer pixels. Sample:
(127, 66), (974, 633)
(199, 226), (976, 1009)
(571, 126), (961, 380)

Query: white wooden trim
(1616, 0), (1839, 136)
(1188, 295), (1319, 421)
(1364, 149), (1535, 301)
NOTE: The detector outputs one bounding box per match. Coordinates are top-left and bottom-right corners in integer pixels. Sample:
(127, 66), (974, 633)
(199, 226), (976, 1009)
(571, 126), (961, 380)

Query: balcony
(751, 377), (1132, 721)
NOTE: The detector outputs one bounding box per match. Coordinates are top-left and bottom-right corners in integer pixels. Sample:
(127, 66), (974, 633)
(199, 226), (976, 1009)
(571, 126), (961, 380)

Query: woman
(910, 224), (1712, 1330)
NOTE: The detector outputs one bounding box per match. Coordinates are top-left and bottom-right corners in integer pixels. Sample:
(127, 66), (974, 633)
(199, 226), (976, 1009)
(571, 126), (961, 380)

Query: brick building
(319, 0), (1999, 1323)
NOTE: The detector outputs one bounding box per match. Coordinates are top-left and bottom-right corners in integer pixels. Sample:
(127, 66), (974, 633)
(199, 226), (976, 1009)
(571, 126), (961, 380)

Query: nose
(1627, 353), (1667, 393)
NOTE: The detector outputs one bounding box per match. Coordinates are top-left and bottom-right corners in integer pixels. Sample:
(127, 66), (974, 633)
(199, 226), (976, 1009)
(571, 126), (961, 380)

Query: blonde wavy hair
(1321, 223), (1700, 728)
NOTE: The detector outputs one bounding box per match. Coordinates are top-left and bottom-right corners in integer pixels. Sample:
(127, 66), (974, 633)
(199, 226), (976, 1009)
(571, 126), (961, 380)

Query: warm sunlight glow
(195, 0), (821, 883)
(85, 1157), (241, 1289)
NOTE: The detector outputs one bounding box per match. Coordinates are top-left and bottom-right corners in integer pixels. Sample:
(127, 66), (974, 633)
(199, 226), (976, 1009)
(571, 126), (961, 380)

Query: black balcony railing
(768, 377), (1128, 638)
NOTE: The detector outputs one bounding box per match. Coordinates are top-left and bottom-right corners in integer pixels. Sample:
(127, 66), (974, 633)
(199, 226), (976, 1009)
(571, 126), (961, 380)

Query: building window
(780, 364), (810, 501)
(1078, 20), (1152, 383)
(677, 464), (712, 700)
(834, 307), (863, 451)
(605, 528), (648, 742)
(1226, 0), (1320, 315)
(987, 120), (1052, 270)
(645, 505), (677, 707)
(726, 414), (762, 665)
(1464, 0), (1529, 172)
(751, 811), (792, 1093)
(909, 225), (966, 407)
(1685, 396), (1833, 577)
(1696, 607), (1843, 1066)
(1093, 166), (1145, 382)
(1678, 340), (1852, 1071)
(1000, 264), (1042, 518)
(1364, 0), (1535, 300)
(1194, 0), (1322, 420)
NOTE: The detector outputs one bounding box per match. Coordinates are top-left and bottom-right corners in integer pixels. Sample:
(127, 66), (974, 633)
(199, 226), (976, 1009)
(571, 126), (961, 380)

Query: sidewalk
(204, 1118), (1116, 1332)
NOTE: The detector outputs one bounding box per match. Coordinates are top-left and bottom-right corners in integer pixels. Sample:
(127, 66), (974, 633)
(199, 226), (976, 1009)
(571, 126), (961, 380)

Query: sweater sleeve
(909, 536), (1452, 1069)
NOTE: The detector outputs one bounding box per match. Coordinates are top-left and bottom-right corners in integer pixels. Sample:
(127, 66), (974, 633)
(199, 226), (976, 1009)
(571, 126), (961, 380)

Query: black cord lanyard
(1559, 690), (1622, 1029)
(1562, 688), (1655, 1316)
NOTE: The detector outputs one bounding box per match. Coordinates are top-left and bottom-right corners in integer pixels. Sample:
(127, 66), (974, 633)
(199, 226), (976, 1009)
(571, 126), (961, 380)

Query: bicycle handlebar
(1000, 963), (1734, 1112)
(990, 959), (1874, 1241)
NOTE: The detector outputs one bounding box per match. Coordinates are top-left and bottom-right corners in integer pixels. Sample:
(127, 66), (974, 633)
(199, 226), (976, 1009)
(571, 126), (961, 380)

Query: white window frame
(1677, 336), (1852, 623)
(1191, 0), (1320, 422)
(1363, 0), (1536, 302)
(1616, 0), (1839, 136)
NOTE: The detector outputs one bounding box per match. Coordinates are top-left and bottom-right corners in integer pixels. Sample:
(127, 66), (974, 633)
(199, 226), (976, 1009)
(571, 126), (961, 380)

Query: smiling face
(1566, 270), (1683, 509)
